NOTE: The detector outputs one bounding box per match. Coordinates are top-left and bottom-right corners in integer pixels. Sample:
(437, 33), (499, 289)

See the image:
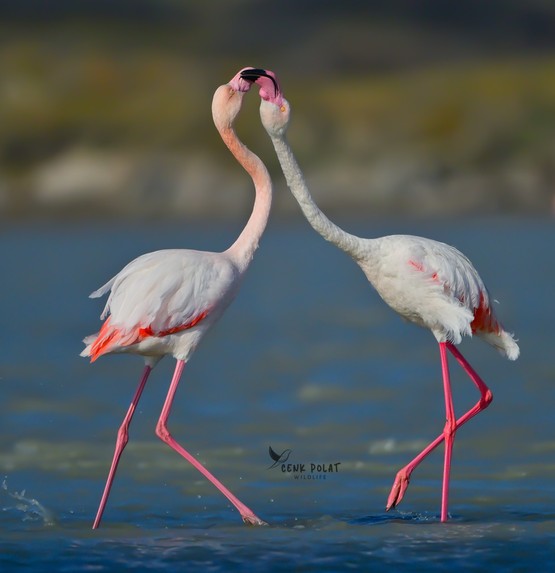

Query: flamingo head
(240, 68), (291, 138)
(212, 67), (261, 130)
(227, 67), (260, 94)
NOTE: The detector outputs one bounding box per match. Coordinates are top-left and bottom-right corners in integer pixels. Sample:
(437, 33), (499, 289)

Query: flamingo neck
(219, 126), (272, 271)
(269, 134), (365, 260)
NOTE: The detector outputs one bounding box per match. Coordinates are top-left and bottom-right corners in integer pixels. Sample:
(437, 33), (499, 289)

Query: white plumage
(359, 234), (518, 358)
(82, 249), (239, 363)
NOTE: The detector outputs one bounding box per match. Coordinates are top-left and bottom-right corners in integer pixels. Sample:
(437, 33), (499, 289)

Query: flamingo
(81, 68), (269, 529)
(241, 68), (519, 522)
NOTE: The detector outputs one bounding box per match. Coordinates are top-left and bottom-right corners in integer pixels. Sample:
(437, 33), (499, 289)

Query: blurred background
(1, 0), (555, 220)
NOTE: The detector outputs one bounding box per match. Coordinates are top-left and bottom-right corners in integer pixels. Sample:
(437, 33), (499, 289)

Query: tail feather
(478, 328), (520, 360)
(501, 331), (520, 361)
(469, 293), (519, 361)
(82, 318), (139, 362)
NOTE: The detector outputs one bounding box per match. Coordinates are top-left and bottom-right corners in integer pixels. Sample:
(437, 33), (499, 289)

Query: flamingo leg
(440, 342), (456, 522)
(93, 364), (152, 529)
(386, 342), (493, 519)
(155, 360), (267, 526)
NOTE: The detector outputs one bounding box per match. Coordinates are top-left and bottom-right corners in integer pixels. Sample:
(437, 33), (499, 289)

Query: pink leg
(155, 360), (267, 526)
(386, 342), (493, 519)
(93, 364), (152, 529)
(440, 342), (456, 522)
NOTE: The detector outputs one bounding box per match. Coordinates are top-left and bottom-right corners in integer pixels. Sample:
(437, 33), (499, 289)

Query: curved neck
(218, 126), (272, 271)
(270, 134), (364, 259)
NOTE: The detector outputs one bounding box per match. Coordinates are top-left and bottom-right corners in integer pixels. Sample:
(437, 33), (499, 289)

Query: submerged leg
(386, 342), (493, 518)
(93, 364), (152, 529)
(155, 359), (267, 526)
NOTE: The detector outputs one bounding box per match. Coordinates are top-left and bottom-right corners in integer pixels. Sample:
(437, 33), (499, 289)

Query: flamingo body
(357, 234), (518, 358)
(82, 249), (240, 363)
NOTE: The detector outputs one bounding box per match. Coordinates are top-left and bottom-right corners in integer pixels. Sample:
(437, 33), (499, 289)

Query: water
(1, 215), (554, 571)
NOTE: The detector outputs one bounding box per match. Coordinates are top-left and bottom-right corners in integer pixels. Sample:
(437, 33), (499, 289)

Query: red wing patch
(137, 311), (208, 339)
(89, 310), (209, 362)
(470, 293), (500, 334)
(89, 317), (125, 362)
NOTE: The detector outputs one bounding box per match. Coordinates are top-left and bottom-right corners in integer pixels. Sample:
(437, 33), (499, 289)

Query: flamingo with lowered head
(241, 67), (519, 522)
(82, 68), (269, 528)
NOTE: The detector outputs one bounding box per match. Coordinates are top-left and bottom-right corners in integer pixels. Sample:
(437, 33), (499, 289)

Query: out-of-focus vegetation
(1, 0), (555, 218)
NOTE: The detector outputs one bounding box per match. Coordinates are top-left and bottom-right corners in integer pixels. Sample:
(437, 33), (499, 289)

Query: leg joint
(116, 424), (129, 448)
(482, 388), (493, 408)
(155, 420), (171, 443)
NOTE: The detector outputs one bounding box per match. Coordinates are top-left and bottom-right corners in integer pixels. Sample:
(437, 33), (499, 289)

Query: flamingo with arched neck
(241, 67), (519, 522)
(82, 69), (269, 529)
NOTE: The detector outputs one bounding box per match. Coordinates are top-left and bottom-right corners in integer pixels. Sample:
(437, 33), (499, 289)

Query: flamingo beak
(239, 68), (270, 81)
(240, 68), (278, 92)
(240, 68), (283, 106)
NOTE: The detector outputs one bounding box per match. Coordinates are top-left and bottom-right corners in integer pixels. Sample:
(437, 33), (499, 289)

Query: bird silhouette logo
(268, 446), (292, 469)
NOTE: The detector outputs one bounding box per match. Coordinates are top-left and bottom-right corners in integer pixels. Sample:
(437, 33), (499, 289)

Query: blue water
(1, 216), (554, 571)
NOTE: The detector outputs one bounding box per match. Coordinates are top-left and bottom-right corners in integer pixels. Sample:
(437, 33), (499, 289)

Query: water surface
(1, 216), (554, 571)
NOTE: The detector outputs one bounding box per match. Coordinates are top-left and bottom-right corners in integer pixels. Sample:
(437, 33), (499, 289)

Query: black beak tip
(240, 68), (267, 81)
